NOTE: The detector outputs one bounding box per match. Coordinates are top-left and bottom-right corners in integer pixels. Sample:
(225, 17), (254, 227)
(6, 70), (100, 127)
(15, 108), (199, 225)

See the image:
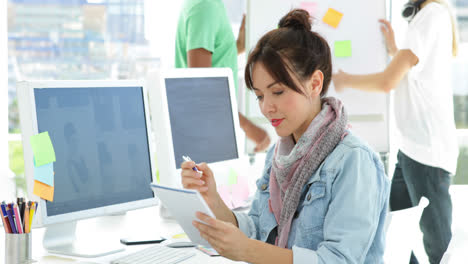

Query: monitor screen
(33, 86), (154, 217)
(164, 77), (239, 169)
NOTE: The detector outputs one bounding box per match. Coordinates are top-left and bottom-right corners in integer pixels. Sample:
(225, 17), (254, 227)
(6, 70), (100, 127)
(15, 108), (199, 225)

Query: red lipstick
(271, 119), (283, 127)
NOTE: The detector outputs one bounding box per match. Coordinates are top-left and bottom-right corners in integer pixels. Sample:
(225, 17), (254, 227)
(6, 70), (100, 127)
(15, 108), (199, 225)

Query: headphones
(402, 0), (427, 22)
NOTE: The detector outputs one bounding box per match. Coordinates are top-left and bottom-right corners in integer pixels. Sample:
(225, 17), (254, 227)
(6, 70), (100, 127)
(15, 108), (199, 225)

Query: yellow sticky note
(33, 180), (54, 202)
(172, 233), (187, 239)
(322, 8), (343, 28)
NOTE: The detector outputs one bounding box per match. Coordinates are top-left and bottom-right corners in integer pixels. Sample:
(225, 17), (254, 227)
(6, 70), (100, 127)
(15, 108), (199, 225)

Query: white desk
(0, 154), (267, 264)
(0, 205), (242, 263)
(3, 157), (467, 263)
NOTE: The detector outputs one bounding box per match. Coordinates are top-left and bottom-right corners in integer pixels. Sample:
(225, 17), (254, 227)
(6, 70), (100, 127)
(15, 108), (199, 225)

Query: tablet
(150, 184), (215, 247)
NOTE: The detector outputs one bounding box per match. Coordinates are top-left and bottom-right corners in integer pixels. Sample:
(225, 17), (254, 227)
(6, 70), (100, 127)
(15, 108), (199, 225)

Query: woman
(182, 9), (389, 263)
(333, 1), (458, 263)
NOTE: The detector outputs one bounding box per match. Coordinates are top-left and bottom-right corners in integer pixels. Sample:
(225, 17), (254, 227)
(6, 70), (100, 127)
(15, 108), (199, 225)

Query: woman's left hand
(193, 211), (250, 261)
(332, 69), (348, 93)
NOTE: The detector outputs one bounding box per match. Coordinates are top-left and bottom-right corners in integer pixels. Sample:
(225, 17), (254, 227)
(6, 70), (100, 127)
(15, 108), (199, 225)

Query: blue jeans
(390, 151), (452, 264)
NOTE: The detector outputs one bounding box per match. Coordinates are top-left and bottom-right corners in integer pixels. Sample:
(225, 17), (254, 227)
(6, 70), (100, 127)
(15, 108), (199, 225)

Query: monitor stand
(43, 221), (124, 258)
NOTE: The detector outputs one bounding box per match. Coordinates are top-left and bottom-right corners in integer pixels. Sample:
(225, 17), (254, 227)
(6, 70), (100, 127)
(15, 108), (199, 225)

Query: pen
(13, 204), (24, 234)
(6, 204), (17, 234)
(182, 155), (200, 172)
(29, 202), (36, 229)
(18, 198), (25, 222)
(1, 203), (12, 233)
(24, 203), (30, 233)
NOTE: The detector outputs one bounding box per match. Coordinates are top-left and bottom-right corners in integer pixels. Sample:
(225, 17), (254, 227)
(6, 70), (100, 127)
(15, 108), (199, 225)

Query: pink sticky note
(300, 2), (318, 16)
(231, 176), (250, 209)
(232, 176), (249, 200)
(218, 185), (233, 209)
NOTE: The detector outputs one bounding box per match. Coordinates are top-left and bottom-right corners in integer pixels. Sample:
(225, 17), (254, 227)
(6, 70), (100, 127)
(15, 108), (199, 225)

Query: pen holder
(5, 232), (33, 264)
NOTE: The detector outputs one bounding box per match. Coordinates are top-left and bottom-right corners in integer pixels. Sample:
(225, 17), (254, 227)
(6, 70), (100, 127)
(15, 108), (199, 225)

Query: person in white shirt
(333, 0), (458, 263)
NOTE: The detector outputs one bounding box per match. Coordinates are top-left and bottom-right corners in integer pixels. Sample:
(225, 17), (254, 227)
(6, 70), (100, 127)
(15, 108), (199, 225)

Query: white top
(395, 2), (458, 174)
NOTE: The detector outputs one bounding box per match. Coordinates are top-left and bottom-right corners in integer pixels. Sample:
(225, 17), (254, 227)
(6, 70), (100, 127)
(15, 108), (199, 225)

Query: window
(453, 0), (468, 183)
(6, 0), (160, 198)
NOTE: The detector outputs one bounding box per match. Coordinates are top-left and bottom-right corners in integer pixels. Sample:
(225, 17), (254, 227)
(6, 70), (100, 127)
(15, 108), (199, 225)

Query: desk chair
(384, 197), (429, 264)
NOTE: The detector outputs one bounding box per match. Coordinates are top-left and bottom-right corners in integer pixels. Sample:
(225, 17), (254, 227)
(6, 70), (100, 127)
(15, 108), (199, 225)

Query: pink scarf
(268, 97), (347, 248)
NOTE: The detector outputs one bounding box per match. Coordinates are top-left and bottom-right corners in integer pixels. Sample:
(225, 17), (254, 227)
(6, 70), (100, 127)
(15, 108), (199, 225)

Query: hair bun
(278, 9), (312, 31)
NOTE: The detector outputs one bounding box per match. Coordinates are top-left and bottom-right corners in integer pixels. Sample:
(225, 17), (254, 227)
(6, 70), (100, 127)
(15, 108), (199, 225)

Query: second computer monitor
(150, 68), (242, 187)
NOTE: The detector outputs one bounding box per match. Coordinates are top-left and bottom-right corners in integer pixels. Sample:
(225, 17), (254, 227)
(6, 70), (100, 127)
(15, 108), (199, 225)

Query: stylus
(182, 155), (200, 172)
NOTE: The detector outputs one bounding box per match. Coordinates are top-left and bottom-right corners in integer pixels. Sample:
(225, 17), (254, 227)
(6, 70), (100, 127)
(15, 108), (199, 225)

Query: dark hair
(245, 9), (332, 97)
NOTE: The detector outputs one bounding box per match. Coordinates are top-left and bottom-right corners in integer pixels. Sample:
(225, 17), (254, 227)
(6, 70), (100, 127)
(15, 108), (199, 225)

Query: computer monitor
(147, 68), (243, 188)
(17, 80), (158, 257)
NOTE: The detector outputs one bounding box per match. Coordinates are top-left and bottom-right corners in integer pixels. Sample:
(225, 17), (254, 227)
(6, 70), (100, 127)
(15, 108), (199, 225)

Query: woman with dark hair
(181, 9), (390, 263)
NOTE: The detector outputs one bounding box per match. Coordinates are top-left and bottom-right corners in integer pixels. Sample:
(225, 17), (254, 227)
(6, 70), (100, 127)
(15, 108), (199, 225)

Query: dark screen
(34, 87), (154, 216)
(165, 77), (238, 168)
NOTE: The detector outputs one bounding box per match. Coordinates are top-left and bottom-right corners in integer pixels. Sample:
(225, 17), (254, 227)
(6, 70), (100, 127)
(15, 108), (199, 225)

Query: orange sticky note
(33, 180), (54, 202)
(322, 8), (343, 28)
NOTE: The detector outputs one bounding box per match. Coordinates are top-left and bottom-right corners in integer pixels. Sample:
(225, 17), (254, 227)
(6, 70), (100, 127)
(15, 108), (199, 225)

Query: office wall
(144, 0), (183, 68)
(245, 0), (390, 153)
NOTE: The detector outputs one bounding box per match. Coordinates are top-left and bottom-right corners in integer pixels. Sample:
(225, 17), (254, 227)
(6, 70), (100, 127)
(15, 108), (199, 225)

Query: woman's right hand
(379, 19), (398, 57)
(181, 161), (219, 208)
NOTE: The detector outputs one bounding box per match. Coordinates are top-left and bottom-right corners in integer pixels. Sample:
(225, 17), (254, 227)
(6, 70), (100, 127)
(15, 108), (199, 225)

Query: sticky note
(300, 2), (318, 16)
(34, 162), (54, 186)
(232, 176), (249, 208)
(228, 168), (238, 185)
(33, 180), (54, 202)
(218, 185), (233, 209)
(197, 245), (220, 256)
(30, 132), (56, 167)
(172, 233), (187, 239)
(232, 176), (249, 201)
(322, 8), (343, 28)
(334, 40), (352, 57)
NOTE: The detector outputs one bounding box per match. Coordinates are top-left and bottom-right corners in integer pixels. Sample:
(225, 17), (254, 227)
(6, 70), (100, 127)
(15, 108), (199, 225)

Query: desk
(3, 164), (467, 263)
(0, 153), (267, 264)
(0, 205), (242, 263)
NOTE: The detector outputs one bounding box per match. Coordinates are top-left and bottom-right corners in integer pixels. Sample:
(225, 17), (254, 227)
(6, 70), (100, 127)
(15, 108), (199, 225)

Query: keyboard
(110, 244), (196, 264)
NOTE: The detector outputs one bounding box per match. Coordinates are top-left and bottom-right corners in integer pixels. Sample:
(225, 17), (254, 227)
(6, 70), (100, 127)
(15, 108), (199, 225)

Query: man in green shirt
(175, 0), (270, 152)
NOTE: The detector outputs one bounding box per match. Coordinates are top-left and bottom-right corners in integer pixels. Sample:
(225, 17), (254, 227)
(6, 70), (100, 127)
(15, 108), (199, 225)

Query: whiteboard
(245, 0), (390, 152)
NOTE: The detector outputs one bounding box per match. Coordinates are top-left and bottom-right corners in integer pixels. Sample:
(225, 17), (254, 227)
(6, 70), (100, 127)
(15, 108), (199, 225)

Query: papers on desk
(151, 184), (215, 247)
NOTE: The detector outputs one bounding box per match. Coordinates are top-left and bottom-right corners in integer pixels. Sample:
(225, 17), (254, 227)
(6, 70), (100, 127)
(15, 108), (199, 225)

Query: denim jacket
(234, 132), (390, 264)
